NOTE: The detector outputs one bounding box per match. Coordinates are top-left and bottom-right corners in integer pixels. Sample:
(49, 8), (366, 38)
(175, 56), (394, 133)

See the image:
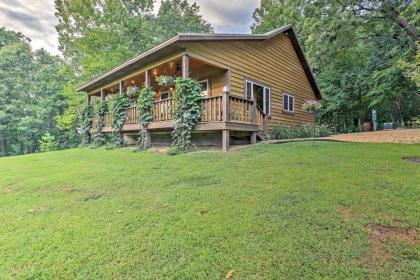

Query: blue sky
(0, 0), (260, 56)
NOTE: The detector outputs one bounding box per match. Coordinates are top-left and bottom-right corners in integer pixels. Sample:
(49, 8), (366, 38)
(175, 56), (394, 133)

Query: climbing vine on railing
(108, 93), (130, 146)
(92, 101), (108, 146)
(78, 105), (93, 146)
(137, 86), (155, 150)
(171, 78), (202, 152)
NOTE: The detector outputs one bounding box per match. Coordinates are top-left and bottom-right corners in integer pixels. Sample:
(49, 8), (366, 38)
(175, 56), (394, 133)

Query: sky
(0, 0), (260, 56)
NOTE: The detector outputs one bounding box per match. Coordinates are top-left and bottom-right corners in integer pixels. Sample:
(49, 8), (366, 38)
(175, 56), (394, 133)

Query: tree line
(0, 0), (418, 156)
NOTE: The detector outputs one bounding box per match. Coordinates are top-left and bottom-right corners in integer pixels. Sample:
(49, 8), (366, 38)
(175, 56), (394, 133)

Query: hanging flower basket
(156, 75), (175, 87)
(126, 86), (139, 97)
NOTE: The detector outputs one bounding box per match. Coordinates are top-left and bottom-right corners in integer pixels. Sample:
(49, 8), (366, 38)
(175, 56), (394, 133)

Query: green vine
(171, 78), (202, 152)
(108, 93), (130, 146)
(92, 101), (108, 146)
(137, 86), (155, 150)
(78, 105), (93, 146)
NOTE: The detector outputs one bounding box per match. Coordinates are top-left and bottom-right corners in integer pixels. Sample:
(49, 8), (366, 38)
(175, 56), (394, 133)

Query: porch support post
(87, 94), (92, 105)
(119, 81), (124, 94)
(182, 53), (189, 78)
(251, 132), (257, 144)
(222, 129), (230, 152)
(101, 89), (105, 102)
(145, 69), (151, 86)
(225, 69), (231, 92)
(144, 69), (152, 148)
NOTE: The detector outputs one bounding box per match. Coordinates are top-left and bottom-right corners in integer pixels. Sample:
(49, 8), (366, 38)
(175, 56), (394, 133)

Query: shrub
(268, 124), (334, 140)
(39, 132), (57, 152)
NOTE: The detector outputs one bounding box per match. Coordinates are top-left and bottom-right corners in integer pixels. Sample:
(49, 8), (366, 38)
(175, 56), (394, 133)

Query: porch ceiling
(79, 44), (183, 93)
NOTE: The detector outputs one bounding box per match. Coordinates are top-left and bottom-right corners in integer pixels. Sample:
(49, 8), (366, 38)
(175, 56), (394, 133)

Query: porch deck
(95, 93), (268, 147)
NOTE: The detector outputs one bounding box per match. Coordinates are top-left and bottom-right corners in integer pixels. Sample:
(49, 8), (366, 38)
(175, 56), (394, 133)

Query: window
(283, 93), (295, 113)
(160, 91), (170, 100)
(245, 80), (271, 115)
(199, 80), (209, 97)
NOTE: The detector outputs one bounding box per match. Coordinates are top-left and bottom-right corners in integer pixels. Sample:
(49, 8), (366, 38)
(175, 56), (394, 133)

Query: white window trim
(282, 93), (295, 113)
(160, 91), (170, 100)
(245, 79), (271, 116)
(199, 79), (209, 96)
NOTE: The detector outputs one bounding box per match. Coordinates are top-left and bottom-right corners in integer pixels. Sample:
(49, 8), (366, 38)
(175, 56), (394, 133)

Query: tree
(252, 0), (419, 130)
(0, 28), (67, 156)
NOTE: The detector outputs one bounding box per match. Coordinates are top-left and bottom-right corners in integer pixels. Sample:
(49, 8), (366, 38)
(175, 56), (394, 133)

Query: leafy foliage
(0, 28), (68, 156)
(38, 132), (57, 152)
(108, 93), (130, 146)
(78, 105), (93, 146)
(126, 86), (140, 98)
(171, 78), (202, 152)
(136, 86), (155, 150)
(155, 75), (175, 87)
(268, 124), (334, 140)
(252, 0), (419, 130)
(92, 101), (108, 146)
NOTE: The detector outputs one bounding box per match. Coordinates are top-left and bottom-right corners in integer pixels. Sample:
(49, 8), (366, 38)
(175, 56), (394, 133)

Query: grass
(0, 142), (419, 279)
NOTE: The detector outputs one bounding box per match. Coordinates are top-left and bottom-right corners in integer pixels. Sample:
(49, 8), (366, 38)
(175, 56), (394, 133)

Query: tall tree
(252, 0), (419, 129)
(0, 28), (67, 156)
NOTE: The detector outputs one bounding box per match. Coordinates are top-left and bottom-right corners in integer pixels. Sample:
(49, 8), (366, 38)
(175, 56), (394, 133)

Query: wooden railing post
(222, 91), (230, 122)
(251, 100), (257, 125)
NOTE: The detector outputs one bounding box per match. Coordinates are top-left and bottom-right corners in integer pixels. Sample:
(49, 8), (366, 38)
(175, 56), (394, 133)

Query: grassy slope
(0, 142), (419, 279)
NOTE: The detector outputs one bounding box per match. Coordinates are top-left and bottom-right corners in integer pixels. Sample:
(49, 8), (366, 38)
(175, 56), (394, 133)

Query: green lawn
(0, 142), (419, 279)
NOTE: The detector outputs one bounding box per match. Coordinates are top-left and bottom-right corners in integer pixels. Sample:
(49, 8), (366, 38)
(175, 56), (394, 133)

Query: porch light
(223, 86), (229, 93)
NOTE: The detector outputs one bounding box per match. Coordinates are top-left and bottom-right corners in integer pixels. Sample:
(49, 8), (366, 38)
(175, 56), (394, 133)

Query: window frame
(244, 79), (271, 116)
(282, 93), (295, 113)
(160, 91), (170, 101)
(198, 79), (209, 97)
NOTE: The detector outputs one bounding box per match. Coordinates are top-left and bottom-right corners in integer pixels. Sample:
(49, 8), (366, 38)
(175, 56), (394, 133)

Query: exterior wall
(181, 34), (317, 129)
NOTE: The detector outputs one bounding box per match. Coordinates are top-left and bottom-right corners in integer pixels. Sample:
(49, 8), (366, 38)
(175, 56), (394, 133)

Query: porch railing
(100, 93), (267, 133)
(200, 96), (223, 122)
(229, 95), (253, 123)
(125, 106), (137, 125)
(153, 98), (173, 122)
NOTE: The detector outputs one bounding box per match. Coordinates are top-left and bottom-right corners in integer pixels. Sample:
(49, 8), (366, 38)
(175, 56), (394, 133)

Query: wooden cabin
(77, 24), (321, 151)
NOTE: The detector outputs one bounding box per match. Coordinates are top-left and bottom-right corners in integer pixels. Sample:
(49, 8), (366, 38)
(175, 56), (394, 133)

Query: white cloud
(0, 0), (261, 56)
(0, 0), (59, 55)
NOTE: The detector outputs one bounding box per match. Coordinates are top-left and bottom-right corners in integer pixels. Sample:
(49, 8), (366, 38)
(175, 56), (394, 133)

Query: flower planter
(363, 122), (372, 132)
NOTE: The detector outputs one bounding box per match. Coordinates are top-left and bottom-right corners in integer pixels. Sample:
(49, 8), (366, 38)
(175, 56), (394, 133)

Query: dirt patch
(2, 186), (16, 194)
(83, 192), (103, 201)
(403, 156), (420, 164)
(364, 223), (418, 269)
(340, 207), (353, 220)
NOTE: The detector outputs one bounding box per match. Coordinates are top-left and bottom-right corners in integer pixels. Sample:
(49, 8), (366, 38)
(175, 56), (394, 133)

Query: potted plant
(156, 75), (175, 87)
(126, 86), (139, 98)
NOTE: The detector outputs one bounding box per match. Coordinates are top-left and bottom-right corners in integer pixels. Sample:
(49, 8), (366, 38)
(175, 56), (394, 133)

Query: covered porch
(89, 53), (268, 150)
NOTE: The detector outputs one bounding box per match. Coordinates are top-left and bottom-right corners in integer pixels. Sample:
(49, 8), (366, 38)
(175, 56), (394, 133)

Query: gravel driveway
(326, 129), (420, 144)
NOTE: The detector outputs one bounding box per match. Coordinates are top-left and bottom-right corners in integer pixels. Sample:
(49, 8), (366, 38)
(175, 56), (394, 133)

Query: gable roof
(77, 24), (321, 99)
